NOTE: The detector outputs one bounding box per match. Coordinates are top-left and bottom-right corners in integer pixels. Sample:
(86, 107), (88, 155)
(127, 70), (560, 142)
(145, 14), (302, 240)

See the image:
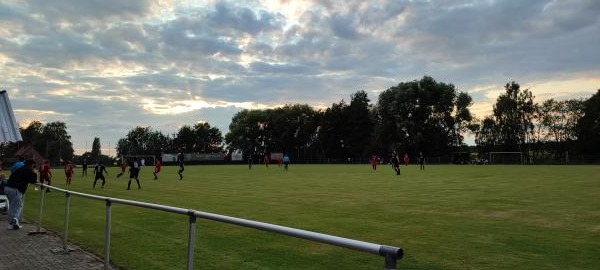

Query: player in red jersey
(39, 160), (53, 191)
(64, 161), (74, 185)
(370, 154), (378, 170)
(264, 154), (270, 168)
(153, 158), (162, 180)
(116, 158), (127, 178)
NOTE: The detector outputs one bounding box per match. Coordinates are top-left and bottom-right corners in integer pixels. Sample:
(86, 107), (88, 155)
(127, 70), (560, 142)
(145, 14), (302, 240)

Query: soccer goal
(488, 152), (523, 165)
(121, 155), (157, 166)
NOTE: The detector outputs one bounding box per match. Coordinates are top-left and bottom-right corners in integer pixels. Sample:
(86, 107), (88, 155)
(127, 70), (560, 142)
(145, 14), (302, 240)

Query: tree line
(3, 76), (599, 164)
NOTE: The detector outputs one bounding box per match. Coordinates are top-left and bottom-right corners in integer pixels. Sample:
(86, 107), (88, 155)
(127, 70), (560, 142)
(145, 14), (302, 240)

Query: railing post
(105, 199), (112, 270)
(187, 210), (197, 270)
(36, 185), (47, 233)
(62, 192), (71, 252)
(379, 245), (403, 270)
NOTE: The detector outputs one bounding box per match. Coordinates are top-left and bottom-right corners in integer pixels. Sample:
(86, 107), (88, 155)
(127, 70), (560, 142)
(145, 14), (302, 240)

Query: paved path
(0, 211), (112, 270)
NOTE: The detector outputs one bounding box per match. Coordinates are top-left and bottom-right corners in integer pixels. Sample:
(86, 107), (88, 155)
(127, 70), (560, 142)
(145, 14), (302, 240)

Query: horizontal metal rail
(36, 184), (403, 269)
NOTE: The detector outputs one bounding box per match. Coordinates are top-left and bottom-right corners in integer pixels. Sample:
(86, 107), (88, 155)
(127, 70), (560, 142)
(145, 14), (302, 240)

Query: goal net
(488, 152), (523, 165)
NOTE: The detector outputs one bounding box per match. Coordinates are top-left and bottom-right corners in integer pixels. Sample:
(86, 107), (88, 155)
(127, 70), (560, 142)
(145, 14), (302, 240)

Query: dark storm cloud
(207, 2), (284, 34)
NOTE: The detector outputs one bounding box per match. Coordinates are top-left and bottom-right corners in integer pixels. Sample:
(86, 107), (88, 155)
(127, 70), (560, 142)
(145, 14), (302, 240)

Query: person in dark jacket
(4, 159), (38, 230)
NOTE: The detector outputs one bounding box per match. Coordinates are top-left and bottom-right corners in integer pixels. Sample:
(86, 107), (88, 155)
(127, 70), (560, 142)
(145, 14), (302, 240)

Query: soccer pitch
(24, 164), (600, 269)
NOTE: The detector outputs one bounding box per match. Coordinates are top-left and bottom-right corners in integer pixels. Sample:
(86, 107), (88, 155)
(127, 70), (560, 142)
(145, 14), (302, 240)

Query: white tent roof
(0, 90), (22, 143)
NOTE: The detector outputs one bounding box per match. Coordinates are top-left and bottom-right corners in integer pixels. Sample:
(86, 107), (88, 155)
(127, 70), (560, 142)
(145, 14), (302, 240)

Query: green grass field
(23, 164), (600, 269)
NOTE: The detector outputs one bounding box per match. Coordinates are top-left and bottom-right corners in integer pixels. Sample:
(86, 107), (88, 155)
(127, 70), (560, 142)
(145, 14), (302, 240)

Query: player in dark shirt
(390, 151), (401, 175)
(93, 162), (108, 188)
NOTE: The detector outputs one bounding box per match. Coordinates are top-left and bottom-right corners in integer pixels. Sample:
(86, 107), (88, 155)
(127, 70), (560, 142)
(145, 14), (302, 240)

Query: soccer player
(64, 161), (74, 185)
(403, 153), (410, 166)
(418, 152), (425, 171)
(248, 154), (253, 170)
(177, 153), (185, 180)
(283, 154), (290, 170)
(39, 160), (52, 191)
(127, 158), (141, 190)
(370, 153), (378, 170)
(81, 157), (88, 177)
(390, 151), (401, 175)
(264, 154), (270, 168)
(116, 159), (127, 178)
(92, 162), (108, 188)
(153, 158), (162, 180)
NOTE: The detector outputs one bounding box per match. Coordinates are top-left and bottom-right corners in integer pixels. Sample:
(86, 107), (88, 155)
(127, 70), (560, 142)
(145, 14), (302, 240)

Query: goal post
(488, 152), (523, 165)
(120, 155), (157, 166)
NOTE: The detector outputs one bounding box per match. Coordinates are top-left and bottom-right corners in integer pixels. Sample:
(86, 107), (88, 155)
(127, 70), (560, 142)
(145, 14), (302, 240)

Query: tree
(91, 137), (101, 159)
(346, 91), (375, 158)
(475, 116), (499, 153)
(535, 98), (584, 157)
(270, 104), (318, 160)
(576, 89), (600, 155)
(452, 92), (474, 147)
(116, 127), (171, 157)
(173, 122), (223, 153)
(5, 121), (74, 164)
(225, 105), (318, 161)
(318, 100), (349, 159)
(173, 125), (196, 153)
(375, 76), (473, 156)
(225, 109), (269, 160)
(316, 90), (375, 160)
(492, 81), (535, 151)
(43, 122), (74, 163)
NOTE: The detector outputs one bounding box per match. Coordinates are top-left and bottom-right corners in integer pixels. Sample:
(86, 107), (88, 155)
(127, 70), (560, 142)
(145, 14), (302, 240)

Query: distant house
(14, 144), (45, 165)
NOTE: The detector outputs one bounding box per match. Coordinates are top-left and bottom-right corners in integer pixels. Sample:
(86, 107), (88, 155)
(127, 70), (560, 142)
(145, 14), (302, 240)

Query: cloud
(1, 0), (598, 154)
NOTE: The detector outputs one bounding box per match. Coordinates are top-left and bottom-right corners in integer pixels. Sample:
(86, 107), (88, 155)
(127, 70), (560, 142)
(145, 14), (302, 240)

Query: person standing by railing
(10, 156), (24, 173)
(4, 159), (37, 230)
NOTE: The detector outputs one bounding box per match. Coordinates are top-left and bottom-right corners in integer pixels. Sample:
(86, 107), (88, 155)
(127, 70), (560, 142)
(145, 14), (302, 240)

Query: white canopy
(0, 90), (22, 143)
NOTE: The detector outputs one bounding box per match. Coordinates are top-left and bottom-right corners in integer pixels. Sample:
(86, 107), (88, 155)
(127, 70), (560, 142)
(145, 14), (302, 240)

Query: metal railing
(33, 184), (403, 270)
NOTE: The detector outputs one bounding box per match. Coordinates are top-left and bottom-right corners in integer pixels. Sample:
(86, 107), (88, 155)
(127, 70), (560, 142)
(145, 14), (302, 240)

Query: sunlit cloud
(1, 0), (598, 154)
(141, 98), (271, 115)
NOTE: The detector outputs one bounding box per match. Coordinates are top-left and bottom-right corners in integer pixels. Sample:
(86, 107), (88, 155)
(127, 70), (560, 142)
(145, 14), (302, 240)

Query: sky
(1, 0), (599, 155)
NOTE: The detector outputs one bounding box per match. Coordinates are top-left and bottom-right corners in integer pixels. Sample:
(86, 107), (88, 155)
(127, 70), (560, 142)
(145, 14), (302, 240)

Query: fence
(33, 184), (403, 270)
